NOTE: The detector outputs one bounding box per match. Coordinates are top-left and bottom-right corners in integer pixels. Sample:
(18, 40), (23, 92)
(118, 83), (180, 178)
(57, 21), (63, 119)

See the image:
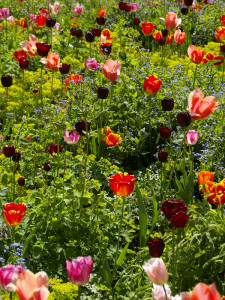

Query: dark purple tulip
(100, 43), (112, 55)
(161, 29), (169, 37)
(59, 63), (70, 75)
(19, 59), (29, 70)
(46, 18), (56, 28)
(158, 37), (166, 46)
(148, 238), (165, 257)
(158, 150), (168, 163)
(36, 42), (51, 57)
(3, 145), (15, 157)
(12, 152), (21, 162)
(18, 177), (25, 186)
(161, 97), (174, 111)
(91, 28), (102, 37)
(134, 18), (141, 26)
(158, 126), (171, 139)
(97, 17), (106, 26)
(85, 32), (95, 43)
(75, 120), (90, 136)
(181, 7), (189, 15)
(44, 162), (51, 171)
(1, 75), (13, 87)
(184, 0), (193, 6)
(97, 87), (109, 99)
(177, 112), (191, 127)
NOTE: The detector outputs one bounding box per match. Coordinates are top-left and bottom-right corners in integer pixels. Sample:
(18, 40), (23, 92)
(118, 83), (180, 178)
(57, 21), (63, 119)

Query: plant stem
(22, 69), (25, 107)
(163, 285), (168, 300)
(77, 285), (81, 300)
(61, 74), (64, 100)
(9, 291), (13, 300)
(51, 71), (54, 102)
(193, 64), (198, 89)
(89, 42), (92, 58)
(40, 64), (43, 107)
(172, 227), (176, 295)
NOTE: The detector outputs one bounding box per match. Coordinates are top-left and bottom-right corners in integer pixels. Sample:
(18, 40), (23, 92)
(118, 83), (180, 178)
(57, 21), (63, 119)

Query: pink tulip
(130, 3), (139, 11)
(152, 283), (171, 300)
(174, 29), (186, 45)
(54, 22), (61, 30)
(101, 59), (121, 82)
(21, 34), (38, 58)
(182, 282), (221, 300)
(0, 265), (23, 292)
(73, 3), (83, 15)
(161, 12), (181, 31)
(0, 8), (10, 19)
(7, 16), (16, 25)
(66, 256), (93, 285)
(143, 258), (168, 285)
(0, 135), (4, 140)
(64, 130), (80, 144)
(188, 88), (220, 120)
(85, 58), (99, 71)
(16, 270), (49, 300)
(185, 130), (199, 146)
(29, 14), (37, 23)
(49, 1), (63, 15)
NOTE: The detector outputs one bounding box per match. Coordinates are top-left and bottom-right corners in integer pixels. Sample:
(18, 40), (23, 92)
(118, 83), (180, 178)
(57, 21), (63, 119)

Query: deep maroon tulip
(97, 17), (106, 26)
(75, 120), (90, 136)
(181, 7), (189, 15)
(124, 4), (131, 12)
(19, 59), (29, 70)
(70, 28), (83, 38)
(184, 0), (193, 6)
(97, 87), (109, 99)
(134, 18), (141, 26)
(44, 162), (51, 171)
(46, 18), (56, 28)
(100, 43), (112, 55)
(220, 45), (225, 53)
(177, 112), (191, 127)
(33, 89), (39, 93)
(158, 37), (166, 46)
(70, 28), (77, 36)
(12, 152), (21, 162)
(91, 28), (102, 37)
(119, 1), (127, 10)
(59, 63), (70, 75)
(36, 42), (51, 57)
(158, 150), (168, 163)
(3, 145), (15, 157)
(18, 177), (25, 186)
(1, 75), (13, 88)
(158, 126), (171, 139)
(49, 144), (63, 155)
(161, 29), (169, 37)
(170, 211), (190, 228)
(148, 238), (165, 257)
(85, 32), (95, 43)
(160, 200), (188, 220)
(161, 97), (174, 111)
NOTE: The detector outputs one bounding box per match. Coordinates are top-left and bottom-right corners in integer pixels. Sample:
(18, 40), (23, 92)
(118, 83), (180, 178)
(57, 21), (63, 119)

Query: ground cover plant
(0, 0), (225, 299)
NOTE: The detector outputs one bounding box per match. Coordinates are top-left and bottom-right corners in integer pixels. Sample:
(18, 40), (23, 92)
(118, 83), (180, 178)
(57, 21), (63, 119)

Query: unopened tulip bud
(185, 130), (199, 145)
(143, 258), (169, 285)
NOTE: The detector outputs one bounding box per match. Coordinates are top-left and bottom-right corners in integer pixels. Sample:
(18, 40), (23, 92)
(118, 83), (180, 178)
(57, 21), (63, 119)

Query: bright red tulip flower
(2, 203), (27, 226)
(188, 45), (204, 64)
(220, 15), (225, 26)
(188, 88), (220, 120)
(143, 75), (162, 95)
(215, 27), (225, 42)
(109, 173), (135, 197)
(37, 15), (46, 27)
(13, 50), (27, 63)
(141, 22), (155, 36)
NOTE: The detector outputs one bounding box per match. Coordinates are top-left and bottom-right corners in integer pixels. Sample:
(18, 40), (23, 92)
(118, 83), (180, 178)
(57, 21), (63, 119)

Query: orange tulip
(16, 270), (49, 300)
(2, 203), (27, 226)
(101, 127), (122, 147)
(143, 75), (162, 95)
(188, 45), (204, 64)
(153, 30), (163, 41)
(220, 15), (225, 26)
(182, 282), (221, 300)
(167, 32), (174, 44)
(197, 171), (214, 185)
(64, 74), (82, 86)
(141, 22), (155, 36)
(174, 29), (186, 45)
(98, 8), (107, 17)
(40, 52), (60, 71)
(188, 88), (220, 120)
(215, 27), (225, 42)
(18, 18), (27, 28)
(109, 173), (135, 197)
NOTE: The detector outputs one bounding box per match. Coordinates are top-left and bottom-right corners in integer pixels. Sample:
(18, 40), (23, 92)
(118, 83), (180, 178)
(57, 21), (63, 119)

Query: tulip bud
(12, 152), (21, 162)
(161, 29), (168, 37)
(44, 162), (51, 171)
(143, 258), (169, 285)
(46, 18), (56, 28)
(18, 177), (25, 186)
(59, 63), (70, 74)
(158, 37), (166, 46)
(161, 97), (174, 111)
(97, 87), (109, 99)
(91, 28), (102, 37)
(96, 17), (106, 25)
(148, 238), (165, 257)
(19, 59), (29, 70)
(158, 126), (171, 139)
(1, 75), (13, 87)
(134, 18), (141, 26)
(181, 7), (189, 15)
(158, 150), (168, 163)
(184, 0), (193, 6)
(185, 130), (199, 145)
(177, 112), (191, 127)
(85, 32), (95, 43)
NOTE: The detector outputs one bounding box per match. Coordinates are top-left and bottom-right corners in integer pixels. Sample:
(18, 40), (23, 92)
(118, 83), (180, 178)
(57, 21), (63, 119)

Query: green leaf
(149, 183), (158, 236)
(135, 185), (148, 247)
(101, 250), (112, 287)
(114, 243), (130, 274)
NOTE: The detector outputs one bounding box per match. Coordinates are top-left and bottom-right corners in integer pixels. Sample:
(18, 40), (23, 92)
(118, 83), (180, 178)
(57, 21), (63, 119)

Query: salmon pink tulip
(101, 59), (121, 82)
(143, 258), (168, 285)
(174, 29), (186, 44)
(16, 270), (49, 300)
(49, 1), (63, 15)
(40, 52), (60, 71)
(188, 88), (220, 120)
(161, 12), (181, 31)
(0, 265), (23, 292)
(182, 282), (221, 300)
(188, 45), (204, 64)
(21, 34), (38, 58)
(66, 256), (93, 285)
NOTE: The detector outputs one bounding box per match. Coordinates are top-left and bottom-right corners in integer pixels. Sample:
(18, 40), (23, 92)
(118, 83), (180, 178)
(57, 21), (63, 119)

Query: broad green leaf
(135, 185), (148, 247)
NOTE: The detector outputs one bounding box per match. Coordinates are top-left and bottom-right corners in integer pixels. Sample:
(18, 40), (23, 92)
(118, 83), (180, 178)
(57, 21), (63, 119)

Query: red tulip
(141, 22), (155, 35)
(174, 29), (186, 45)
(109, 173), (135, 197)
(143, 75), (162, 95)
(2, 203), (27, 226)
(37, 15), (46, 27)
(188, 45), (204, 64)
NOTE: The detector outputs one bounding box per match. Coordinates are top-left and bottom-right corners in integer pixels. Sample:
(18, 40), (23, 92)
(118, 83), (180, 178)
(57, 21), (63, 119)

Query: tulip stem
(22, 69), (25, 107)
(113, 196), (125, 280)
(9, 292), (12, 300)
(163, 285), (168, 300)
(171, 228), (176, 295)
(40, 64), (43, 107)
(77, 285), (81, 300)
(51, 71), (54, 102)
(89, 42), (92, 58)
(110, 82), (113, 106)
(222, 56), (225, 84)
(193, 64), (198, 89)
(61, 74), (64, 100)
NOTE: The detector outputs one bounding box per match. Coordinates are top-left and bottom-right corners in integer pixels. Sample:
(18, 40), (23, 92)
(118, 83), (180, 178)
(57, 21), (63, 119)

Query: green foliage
(49, 278), (78, 299)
